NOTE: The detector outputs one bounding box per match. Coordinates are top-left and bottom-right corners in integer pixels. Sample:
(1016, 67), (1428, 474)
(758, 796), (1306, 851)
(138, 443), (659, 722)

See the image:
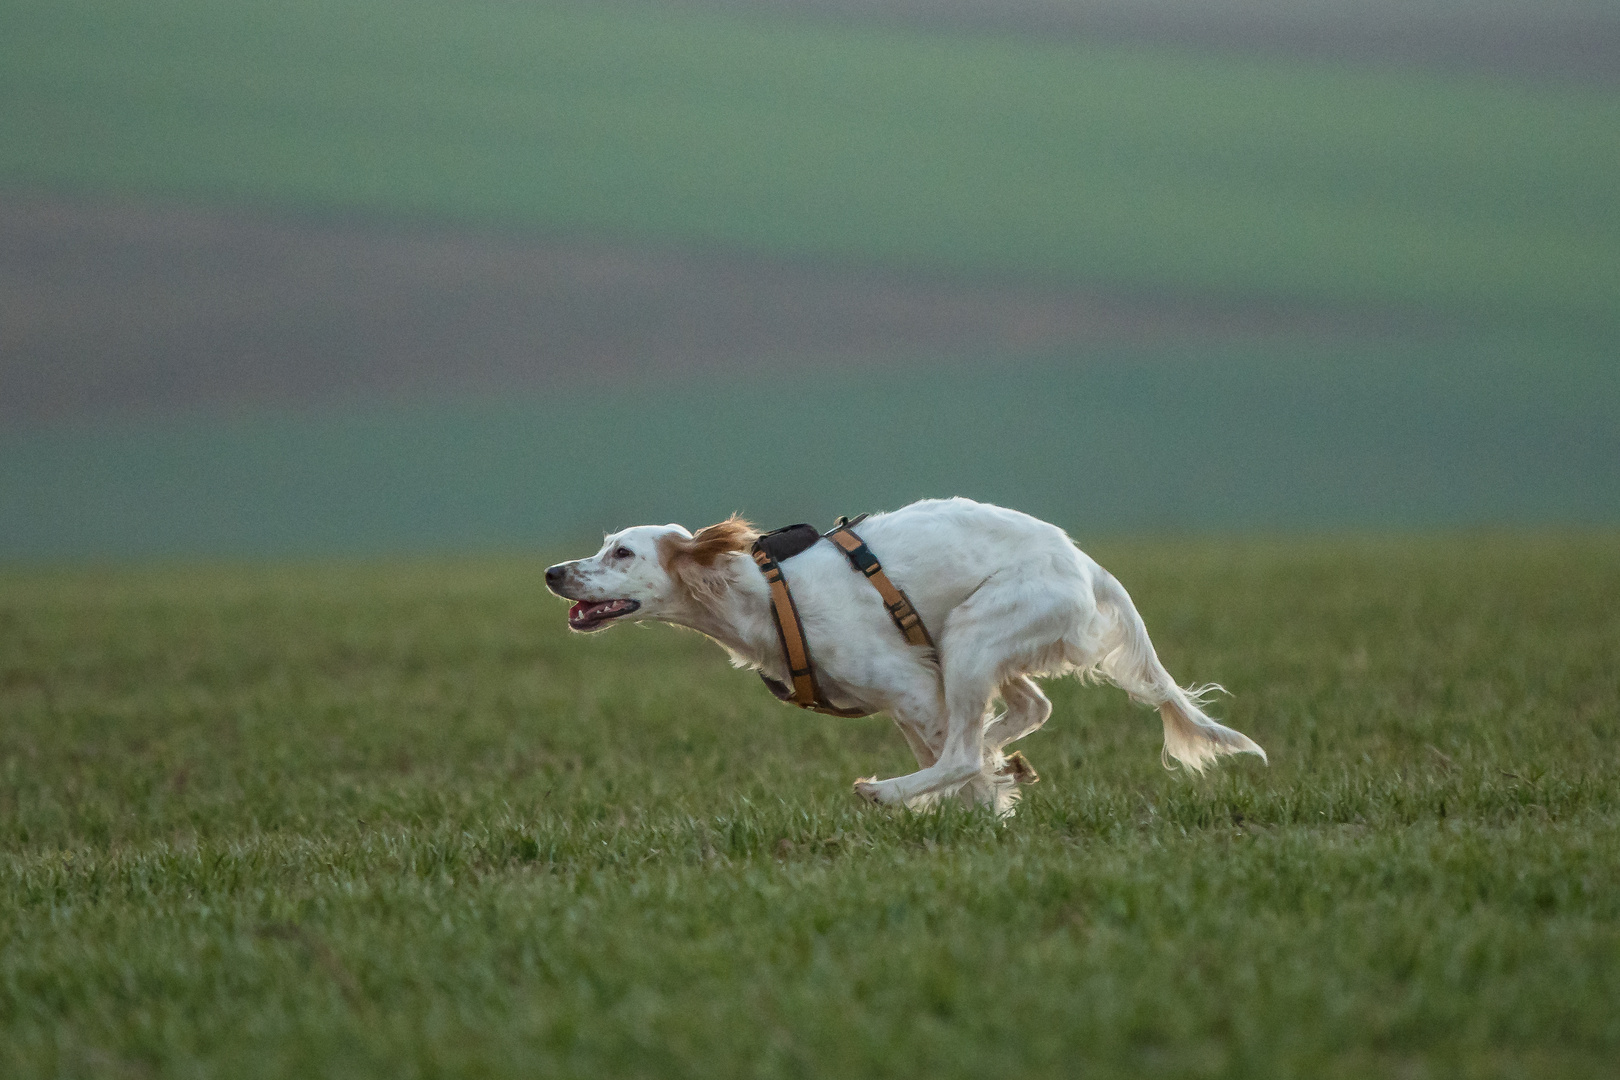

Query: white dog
(545, 497), (1263, 814)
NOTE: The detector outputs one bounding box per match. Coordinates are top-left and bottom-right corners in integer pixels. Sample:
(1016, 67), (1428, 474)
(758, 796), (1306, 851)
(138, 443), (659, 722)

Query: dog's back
(847, 497), (1100, 630)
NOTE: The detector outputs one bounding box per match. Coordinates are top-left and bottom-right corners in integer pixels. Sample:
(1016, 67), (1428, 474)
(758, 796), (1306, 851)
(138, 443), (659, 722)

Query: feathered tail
(1091, 572), (1266, 772)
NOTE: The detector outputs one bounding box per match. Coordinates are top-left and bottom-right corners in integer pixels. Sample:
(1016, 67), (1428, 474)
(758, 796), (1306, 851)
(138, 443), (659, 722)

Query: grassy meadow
(3, 534), (1618, 1077)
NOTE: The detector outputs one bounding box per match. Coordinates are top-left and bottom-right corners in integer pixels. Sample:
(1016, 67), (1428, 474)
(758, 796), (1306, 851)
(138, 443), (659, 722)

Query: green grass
(3, 533), (1618, 1077)
(3, 0), (1617, 327)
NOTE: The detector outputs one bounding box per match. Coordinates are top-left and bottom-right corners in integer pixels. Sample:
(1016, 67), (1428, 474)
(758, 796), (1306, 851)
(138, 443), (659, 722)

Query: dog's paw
(996, 751), (1040, 785)
(852, 778), (886, 805)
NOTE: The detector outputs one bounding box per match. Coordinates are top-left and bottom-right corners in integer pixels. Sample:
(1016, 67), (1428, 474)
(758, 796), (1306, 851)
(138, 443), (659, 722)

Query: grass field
(4, 0), (1617, 328)
(3, 533), (1617, 1077)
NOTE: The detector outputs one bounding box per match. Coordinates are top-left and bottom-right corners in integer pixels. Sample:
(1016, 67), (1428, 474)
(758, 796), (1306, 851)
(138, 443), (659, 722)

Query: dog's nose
(544, 564), (567, 591)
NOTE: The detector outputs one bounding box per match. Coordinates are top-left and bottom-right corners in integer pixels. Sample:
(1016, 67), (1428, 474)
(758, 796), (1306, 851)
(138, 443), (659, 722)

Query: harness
(751, 515), (935, 718)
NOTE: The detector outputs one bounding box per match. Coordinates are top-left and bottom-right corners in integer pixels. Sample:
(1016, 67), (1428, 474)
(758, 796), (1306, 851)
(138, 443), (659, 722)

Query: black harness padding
(753, 523), (821, 563)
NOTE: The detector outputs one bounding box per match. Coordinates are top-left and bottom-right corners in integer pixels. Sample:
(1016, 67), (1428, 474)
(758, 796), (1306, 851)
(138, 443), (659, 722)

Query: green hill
(3, 0), (1616, 327)
(5, 338), (1616, 559)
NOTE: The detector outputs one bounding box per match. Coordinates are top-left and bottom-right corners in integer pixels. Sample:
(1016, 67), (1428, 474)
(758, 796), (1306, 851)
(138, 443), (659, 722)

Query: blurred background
(2, 0), (1616, 559)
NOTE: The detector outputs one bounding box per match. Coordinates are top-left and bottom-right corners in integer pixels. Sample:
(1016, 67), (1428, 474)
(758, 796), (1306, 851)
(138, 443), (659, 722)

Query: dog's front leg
(855, 656), (995, 807)
(891, 714), (938, 769)
(850, 681), (947, 809)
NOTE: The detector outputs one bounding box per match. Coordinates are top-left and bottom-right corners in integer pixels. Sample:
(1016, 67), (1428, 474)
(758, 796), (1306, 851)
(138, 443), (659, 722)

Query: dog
(545, 497), (1264, 814)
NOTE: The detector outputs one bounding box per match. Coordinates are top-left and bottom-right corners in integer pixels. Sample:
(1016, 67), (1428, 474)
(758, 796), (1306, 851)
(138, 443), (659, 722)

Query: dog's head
(544, 517), (759, 632)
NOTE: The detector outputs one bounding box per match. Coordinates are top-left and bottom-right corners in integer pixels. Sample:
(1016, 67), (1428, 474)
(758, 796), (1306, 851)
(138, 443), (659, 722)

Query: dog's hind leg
(986, 674), (1050, 791)
(984, 675), (1051, 754)
(945, 676), (1048, 814)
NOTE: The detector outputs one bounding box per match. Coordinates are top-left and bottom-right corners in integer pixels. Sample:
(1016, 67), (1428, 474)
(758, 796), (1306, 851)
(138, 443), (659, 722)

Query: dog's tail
(1091, 571), (1266, 773)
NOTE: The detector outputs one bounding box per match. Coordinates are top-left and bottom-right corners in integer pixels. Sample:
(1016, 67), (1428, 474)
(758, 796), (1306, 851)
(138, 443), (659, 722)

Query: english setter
(545, 497), (1263, 814)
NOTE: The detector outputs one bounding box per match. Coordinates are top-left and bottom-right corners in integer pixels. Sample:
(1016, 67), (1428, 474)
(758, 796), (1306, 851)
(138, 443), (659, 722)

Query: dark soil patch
(1, 192), (1429, 423)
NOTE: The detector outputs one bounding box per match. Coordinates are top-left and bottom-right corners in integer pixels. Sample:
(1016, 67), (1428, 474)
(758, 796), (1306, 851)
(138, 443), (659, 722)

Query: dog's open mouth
(567, 598), (640, 632)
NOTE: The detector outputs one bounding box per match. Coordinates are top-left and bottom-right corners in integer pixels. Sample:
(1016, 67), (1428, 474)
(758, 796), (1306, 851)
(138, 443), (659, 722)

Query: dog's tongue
(568, 600), (593, 621)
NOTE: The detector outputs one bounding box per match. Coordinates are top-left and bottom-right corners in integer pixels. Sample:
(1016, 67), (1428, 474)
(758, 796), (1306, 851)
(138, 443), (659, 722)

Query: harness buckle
(841, 540), (882, 575)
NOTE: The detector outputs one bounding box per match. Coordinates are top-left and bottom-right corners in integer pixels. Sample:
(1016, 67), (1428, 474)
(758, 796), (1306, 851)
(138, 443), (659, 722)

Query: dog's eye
(614, 547), (634, 560)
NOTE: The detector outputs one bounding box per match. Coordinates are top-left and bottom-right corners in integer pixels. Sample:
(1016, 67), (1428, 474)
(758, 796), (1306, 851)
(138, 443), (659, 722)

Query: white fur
(546, 498), (1265, 815)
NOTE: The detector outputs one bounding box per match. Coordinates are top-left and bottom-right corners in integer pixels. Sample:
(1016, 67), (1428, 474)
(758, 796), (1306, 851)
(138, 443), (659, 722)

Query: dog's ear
(685, 516), (759, 565)
(660, 516), (758, 607)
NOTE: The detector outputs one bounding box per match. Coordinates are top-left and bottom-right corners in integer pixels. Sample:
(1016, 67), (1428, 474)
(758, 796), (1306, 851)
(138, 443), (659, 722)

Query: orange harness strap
(825, 525), (936, 651)
(752, 543), (869, 717)
(752, 521), (934, 718)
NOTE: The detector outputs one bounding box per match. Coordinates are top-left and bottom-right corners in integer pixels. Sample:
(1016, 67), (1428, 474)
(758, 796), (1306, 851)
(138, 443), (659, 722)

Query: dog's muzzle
(546, 563), (640, 631)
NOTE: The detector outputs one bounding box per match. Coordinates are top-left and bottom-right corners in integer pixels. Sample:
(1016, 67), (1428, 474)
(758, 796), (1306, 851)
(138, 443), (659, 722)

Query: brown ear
(673, 515), (759, 567)
(660, 516), (758, 607)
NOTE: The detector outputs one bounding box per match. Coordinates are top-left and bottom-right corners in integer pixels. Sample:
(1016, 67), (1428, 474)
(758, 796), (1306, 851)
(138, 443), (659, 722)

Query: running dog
(545, 497), (1264, 814)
